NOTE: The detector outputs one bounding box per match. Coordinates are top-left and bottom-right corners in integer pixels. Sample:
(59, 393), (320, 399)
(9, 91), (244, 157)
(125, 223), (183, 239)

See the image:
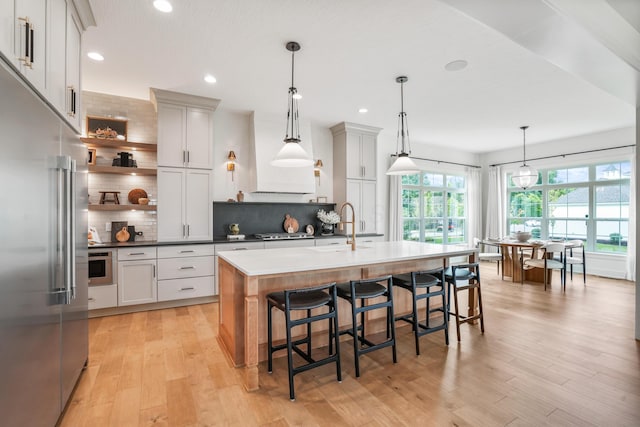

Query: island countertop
(216, 240), (478, 392)
(217, 240), (477, 276)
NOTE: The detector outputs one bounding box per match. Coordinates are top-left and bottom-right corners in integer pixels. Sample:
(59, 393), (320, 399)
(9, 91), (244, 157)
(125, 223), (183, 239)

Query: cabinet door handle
(187, 151), (190, 164)
(18, 17), (30, 65)
(153, 265), (156, 278)
(180, 287), (195, 291)
(233, 247), (248, 251)
(88, 297), (95, 302)
(128, 252), (146, 256)
(186, 224), (190, 237)
(179, 250), (195, 254)
(182, 224), (186, 237)
(29, 26), (34, 66)
(328, 242), (340, 246)
(182, 150), (186, 164)
(67, 86), (76, 117)
(179, 266), (195, 270)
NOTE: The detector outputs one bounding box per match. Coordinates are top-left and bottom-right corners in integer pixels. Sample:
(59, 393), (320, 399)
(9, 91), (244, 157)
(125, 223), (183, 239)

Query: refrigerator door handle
(69, 159), (77, 301)
(57, 155), (73, 304)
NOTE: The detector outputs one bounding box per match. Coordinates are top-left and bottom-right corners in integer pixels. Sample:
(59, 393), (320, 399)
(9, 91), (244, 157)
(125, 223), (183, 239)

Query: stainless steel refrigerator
(0, 56), (88, 426)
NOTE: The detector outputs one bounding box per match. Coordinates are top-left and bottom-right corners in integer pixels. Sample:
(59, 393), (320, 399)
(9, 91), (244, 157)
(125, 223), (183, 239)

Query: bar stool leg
(268, 302), (274, 373)
(285, 308), (295, 401)
(452, 283), (462, 342)
(412, 288), (420, 355)
(351, 297), (361, 378)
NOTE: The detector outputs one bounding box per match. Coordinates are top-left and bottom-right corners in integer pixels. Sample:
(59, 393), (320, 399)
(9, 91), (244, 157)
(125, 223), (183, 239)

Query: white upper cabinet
(346, 132), (377, 180)
(331, 122), (381, 182)
(0, 0), (13, 59)
(1, 0), (93, 131)
(346, 179), (377, 235)
(151, 88), (220, 169)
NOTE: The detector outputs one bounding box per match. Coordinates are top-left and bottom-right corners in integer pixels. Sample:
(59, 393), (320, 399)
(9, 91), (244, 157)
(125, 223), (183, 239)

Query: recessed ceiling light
(445, 59), (468, 72)
(153, 0), (173, 13)
(204, 74), (216, 83)
(87, 52), (104, 61)
(358, 108), (368, 113)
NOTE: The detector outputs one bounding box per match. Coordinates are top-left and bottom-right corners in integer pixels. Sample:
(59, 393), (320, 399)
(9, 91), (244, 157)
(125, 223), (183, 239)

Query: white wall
(480, 126), (636, 280)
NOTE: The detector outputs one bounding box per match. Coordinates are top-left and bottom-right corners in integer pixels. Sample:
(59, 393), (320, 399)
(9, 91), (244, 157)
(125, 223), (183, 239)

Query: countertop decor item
(137, 197), (149, 205)
(86, 115), (127, 140)
(128, 188), (148, 204)
(316, 209), (340, 224)
(513, 231), (532, 242)
(236, 190), (244, 202)
(229, 223), (240, 235)
(306, 224), (314, 235)
(115, 226), (130, 242)
(283, 214), (299, 233)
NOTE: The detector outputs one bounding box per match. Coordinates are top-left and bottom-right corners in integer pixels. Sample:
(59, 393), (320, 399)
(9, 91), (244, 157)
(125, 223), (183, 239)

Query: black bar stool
(444, 263), (485, 341)
(392, 267), (448, 355)
(332, 275), (397, 378)
(267, 282), (341, 401)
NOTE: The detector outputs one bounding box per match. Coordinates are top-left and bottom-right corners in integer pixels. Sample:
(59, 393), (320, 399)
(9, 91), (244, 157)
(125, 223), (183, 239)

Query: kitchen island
(217, 241), (477, 391)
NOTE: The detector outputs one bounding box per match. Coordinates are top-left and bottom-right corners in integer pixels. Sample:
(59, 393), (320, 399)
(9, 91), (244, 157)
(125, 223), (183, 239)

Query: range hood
(249, 111), (315, 194)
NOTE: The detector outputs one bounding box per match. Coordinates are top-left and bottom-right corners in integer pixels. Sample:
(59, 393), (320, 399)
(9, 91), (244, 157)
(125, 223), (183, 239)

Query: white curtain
(485, 166), (506, 239)
(467, 167), (482, 242)
(388, 175), (403, 241)
(626, 153), (636, 281)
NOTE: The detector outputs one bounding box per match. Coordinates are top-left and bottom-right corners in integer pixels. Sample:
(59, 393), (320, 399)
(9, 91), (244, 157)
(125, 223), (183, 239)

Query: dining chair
(564, 240), (586, 284)
(473, 238), (503, 278)
(521, 242), (566, 291)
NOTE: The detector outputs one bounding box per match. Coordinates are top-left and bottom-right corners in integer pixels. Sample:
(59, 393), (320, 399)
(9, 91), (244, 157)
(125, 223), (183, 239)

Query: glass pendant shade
(512, 164), (538, 189)
(271, 41), (312, 167)
(387, 153), (420, 175)
(512, 125), (537, 189)
(386, 76), (419, 175)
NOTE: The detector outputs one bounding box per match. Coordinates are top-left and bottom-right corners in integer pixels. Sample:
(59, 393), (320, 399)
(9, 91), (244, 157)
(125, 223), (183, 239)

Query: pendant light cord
(521, 125), (529, 166)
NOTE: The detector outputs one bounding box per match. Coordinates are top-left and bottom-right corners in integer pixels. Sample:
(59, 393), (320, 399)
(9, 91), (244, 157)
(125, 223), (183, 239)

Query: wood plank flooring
(61, 264), (640, 426)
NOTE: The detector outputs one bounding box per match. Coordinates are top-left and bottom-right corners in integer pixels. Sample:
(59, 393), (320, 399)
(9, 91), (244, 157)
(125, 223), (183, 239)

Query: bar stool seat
(333, 276), (397, 378)
(267, 282), (341, 401)
(392, 267), (448, 355)
(444, 263), (485, 342)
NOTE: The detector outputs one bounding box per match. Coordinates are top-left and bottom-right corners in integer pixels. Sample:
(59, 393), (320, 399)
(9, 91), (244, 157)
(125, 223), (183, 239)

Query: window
(402, 172), (467, 244)
(507, 161), (630, 253)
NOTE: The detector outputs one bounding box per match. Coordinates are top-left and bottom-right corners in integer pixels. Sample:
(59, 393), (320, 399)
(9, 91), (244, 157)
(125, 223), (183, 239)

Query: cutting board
(283, 214), (299, 233)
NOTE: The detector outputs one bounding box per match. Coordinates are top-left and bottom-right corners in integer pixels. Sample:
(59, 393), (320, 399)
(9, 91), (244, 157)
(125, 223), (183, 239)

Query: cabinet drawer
(214, 241), (264, 254)
(88, 285), (118, 310)
(157, 244), (215, 259)
(158, 276), (215, 302)
(118, 247), (157, 261)
(315, 237), (347, 247)
(158, 256), (214, 280)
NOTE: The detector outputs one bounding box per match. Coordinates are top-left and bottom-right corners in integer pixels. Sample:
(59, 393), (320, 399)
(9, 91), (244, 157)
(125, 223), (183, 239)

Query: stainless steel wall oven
(88, 249), (116, 286)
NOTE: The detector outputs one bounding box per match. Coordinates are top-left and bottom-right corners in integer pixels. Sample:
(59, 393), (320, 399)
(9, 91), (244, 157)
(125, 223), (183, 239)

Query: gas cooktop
(254, 233), (314, 240)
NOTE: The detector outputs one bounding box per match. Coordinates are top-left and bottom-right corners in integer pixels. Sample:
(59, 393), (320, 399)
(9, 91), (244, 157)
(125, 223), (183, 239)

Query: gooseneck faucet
(338, 202), (356, 251)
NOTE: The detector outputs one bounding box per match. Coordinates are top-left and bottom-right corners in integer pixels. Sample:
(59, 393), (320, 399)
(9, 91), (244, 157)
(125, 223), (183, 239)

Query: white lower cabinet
(117, 248), (157, 306)
(158, 276), (214, 302)
(88, 284), (117, 310)
(157, 244), (215, 301)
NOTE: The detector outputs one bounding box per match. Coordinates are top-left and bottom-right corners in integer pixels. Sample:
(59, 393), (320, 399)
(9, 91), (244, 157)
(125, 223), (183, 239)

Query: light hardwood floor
(61, 264), (640, 426)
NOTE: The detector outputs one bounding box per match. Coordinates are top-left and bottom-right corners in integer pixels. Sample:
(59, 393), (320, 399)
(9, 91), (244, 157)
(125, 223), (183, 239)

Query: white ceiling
(82, 0), (638, 153)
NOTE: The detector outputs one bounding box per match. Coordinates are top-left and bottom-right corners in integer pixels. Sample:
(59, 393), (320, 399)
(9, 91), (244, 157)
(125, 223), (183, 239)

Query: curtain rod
(390, 154), (481, 169)
(489, 144), (635, 167)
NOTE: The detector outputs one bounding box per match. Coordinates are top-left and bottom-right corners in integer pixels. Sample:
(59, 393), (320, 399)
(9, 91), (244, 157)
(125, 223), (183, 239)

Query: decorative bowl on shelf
(513, 231), (531, 242)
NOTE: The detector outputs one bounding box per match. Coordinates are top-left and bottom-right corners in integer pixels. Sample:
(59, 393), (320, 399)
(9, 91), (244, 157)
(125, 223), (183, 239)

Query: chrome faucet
(338, 202), (356, 251)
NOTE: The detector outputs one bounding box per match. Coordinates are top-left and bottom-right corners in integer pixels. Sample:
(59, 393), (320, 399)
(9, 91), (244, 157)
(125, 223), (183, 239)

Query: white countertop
(217, 240), (477, 276)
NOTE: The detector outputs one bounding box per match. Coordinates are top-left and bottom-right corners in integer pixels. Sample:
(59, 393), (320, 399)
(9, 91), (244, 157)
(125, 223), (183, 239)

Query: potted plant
(316, 209), (340, 235)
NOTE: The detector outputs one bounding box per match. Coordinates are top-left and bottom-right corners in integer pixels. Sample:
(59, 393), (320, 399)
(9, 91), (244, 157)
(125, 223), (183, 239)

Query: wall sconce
(227, 151), (237, 181)
(314, 159), (323, 184)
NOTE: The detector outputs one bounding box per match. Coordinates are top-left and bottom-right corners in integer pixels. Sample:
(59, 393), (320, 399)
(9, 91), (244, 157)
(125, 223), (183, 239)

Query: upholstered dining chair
(521, 242), (566, 291)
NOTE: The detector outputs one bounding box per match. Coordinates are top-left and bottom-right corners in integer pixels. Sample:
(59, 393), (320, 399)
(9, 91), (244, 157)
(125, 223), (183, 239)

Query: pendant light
(386, 76), (420, 175)
(271, 41), (313, 167)
(511, 125), (538, 189)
